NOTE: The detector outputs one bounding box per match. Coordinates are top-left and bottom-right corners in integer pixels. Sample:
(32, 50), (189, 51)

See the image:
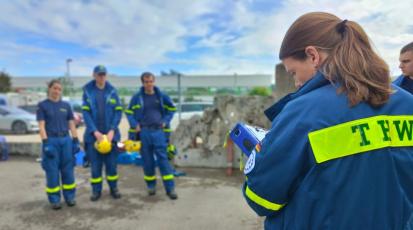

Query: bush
(248, 87), (271, 96)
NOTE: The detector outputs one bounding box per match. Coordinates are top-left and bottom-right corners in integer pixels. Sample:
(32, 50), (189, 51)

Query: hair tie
(337, 19), (348, 34)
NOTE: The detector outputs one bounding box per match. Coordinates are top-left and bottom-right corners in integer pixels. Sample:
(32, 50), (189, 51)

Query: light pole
(170, 69), (183, 121)
(66, 58), (72, 78)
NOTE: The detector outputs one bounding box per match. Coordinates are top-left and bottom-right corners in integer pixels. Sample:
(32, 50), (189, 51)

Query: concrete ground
(0, 156), (263, 230)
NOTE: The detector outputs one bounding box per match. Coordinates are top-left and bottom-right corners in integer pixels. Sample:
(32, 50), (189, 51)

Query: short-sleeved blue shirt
(141, 93), (162, 128)
(36, 99), (74, 136)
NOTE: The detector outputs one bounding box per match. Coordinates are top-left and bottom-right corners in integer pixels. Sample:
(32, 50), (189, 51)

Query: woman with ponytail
(242, 12), (413, 229)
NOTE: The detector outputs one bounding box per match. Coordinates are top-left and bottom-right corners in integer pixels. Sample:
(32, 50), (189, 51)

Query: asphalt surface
(0, 156), (262, 230)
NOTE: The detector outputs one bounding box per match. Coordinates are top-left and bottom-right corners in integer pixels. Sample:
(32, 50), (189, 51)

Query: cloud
(0, 0), (411, 76)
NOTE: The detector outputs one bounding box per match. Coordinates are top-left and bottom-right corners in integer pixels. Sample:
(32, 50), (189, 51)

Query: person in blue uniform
(37, 80), (79, 210)
(242, 12), (413, 229)
(81, 65), (123, 201)
(125, 72), (178, 200)
(393, 42), (413, 94)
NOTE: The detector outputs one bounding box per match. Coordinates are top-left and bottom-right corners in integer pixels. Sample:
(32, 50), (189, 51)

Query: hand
(107, 130), (114, 142)
(94, 131), (103, 142)
(135, 125), (141, 133)
(72, 138), (80, 154)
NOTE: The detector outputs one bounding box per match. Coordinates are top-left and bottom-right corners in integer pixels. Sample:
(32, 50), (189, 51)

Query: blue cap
(93, 65), (107, 74)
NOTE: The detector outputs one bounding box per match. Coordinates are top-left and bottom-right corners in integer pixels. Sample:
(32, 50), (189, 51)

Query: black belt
(141, 125), (162, 130)
(48, 132), (69, 137)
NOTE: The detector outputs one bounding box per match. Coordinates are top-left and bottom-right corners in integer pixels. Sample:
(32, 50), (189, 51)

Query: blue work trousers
(41, 136), (76, 204)
(140, 128), (175, 192)
(86, 143), (118, 194)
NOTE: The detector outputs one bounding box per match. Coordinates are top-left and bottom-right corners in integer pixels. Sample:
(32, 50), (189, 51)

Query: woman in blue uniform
(243, 12), (413, 229)
(37, 80), (80, 210)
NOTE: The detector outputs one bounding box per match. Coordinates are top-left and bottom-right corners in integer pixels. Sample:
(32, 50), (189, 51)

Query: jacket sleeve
(242, 102), (314, 217)
(81, 90), (97, 134)
(162, 94), (176, 124)
(125, 95), (139, 129)
(110, 91), (123, 131)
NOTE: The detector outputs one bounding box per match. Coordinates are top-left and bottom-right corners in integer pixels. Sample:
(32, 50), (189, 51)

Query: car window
(0, 98), (6, 105)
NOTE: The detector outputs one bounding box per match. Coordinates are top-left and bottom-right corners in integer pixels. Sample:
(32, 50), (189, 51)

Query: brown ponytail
(280, 12), (391, 107)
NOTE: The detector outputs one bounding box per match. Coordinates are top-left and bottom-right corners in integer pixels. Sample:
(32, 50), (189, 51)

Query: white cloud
(0, 0), (412, 76)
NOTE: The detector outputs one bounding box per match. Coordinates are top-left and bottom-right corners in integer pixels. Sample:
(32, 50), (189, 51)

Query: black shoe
(148, 188), (156, 196)
(166, 190), (178, 200)
(110, 189), (121, 199)
(51, 202), (62, 210)
(90, 193), (101, 202)
(66, 200), (76, 207)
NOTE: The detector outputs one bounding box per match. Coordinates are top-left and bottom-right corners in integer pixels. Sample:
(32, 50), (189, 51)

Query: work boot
(90, 193), (101, 202)
(147, 188), (156, 196)
(51, 202), (62, 210)
(66, 200), (76, 207)
(110, 188), (121, 199)
(166, 189), (178, 200)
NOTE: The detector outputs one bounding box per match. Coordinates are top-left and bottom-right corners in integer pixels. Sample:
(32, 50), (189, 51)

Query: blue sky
(0, 0), (412, 77)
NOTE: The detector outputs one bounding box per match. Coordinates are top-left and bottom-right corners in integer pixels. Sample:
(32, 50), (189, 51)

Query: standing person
(37, 80), (79, 210)
(394, 42), (413, 94)
(0, 135), (8, 161)
(242, 12), (413, 229)
(125, 72), (178, 199)
(81, 65), (123, 201)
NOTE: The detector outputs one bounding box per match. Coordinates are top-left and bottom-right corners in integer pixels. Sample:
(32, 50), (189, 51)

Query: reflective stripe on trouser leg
(60, 136), (76, 202)
(105, 148), (119, 190)
(42, 137), (61, 204)
(153, 130), (175, 192)
(140, 129), (157, 189)
(89, 143), (103, 194)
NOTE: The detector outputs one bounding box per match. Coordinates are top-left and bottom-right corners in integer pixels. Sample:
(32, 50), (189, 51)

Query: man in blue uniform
(37, 80), (79, 210)
(126, 72), (178, 199)
(82, 65), (123, 201)
(393, 42), (413, 94)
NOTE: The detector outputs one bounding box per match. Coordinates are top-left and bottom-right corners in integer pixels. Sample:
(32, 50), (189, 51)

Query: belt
(141, 125), (162, 130)
(48, 132), (69, 137)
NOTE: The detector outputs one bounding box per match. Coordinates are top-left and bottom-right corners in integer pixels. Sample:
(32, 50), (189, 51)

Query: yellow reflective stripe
(90, 177), (103, 184)
(309, 115), (413, 164)
(107, 175), (119, 181)
(125, 109), (133, 114)
(163, 105), (177, 111)
(132, 104), (141, 110)
(144, 175), (156, 181)
(62, 183), (76, 190)
(81, 106), (90, 111)
(163, 128), (172, 133)
(129, 129), (137, 133)
(110, 98), (116, 104)
(167, 144), (175, 152)
(115, 106), (123, 111)
(162, 174), (174, 180)
(46, 186), (61, 193)
(245, 186), (284, 211)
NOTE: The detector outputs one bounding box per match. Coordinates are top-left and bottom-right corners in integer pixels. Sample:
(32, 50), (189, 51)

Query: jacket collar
(139, 86), (161, 96)
(264, 71), (330, 121)
(84, 80), (114, 92)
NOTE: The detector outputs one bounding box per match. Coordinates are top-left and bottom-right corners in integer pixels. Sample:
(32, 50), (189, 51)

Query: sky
(0, 0), (412, 77)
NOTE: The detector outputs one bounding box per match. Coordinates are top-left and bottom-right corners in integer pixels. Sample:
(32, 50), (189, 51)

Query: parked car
(170, 102), (213, 130)
(19, 102), (84, 128)
(0, 105), (39, 134)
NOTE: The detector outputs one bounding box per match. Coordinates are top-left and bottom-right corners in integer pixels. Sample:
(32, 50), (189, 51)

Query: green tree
(248, 86), (271, 96)
(0, 71), (12, 92)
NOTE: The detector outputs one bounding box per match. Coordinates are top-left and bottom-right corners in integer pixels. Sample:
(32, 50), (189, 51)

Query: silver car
(0, 105), (39, 134)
